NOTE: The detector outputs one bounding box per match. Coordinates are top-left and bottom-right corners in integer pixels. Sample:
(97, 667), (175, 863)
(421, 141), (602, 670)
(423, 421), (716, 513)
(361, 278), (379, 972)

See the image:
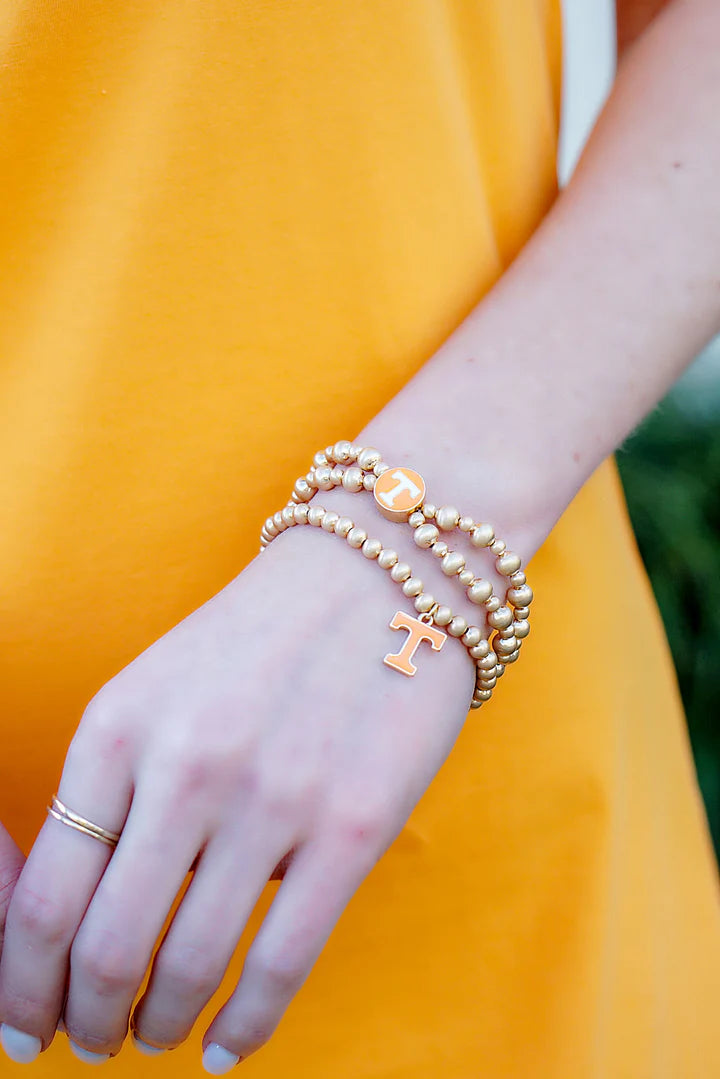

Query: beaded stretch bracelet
(270, 439), (533, 657)
(259, 441), (534, 710)
(260, 500), (498, 708)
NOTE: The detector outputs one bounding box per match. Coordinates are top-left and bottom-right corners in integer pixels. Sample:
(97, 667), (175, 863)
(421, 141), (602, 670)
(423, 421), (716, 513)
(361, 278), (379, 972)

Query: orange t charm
(383, 610), (447, 676)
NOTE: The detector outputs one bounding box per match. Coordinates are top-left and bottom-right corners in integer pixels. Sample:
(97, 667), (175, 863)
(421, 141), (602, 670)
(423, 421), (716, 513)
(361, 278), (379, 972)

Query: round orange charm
(373, 466), (426, 522)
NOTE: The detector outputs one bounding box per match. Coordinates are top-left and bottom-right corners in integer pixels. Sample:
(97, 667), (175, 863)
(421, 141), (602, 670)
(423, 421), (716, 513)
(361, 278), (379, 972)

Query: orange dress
(0, 2), (718, 1076)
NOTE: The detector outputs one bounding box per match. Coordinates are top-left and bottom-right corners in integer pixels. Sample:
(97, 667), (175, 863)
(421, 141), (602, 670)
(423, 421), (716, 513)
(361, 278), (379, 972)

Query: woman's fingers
(0, 718), (132, 1059)
(61, 778), (209, 1059)
(202, 824), (385, 1071)
(130, 826), (294, 1052)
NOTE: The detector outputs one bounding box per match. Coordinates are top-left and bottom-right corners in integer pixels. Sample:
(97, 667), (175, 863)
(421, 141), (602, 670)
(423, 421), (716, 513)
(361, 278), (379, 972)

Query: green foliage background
(616, 352), (720, 859)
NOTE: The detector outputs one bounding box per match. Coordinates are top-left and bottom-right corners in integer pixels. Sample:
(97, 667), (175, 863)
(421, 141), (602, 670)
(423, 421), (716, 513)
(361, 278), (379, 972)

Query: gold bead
(346, 526), (367, 547)
(488, 605), (513, 630)
(357, 447), (382, 470)
(513, 605), (530, 619)
(467, 578), (493, 604)
(471, 523), (494, 547)
(293, 504), (310, 524)
(490, 539), (506, 556)
(497, 552), (521, 576)
(307, 507), (326, 527)
(436, 505), (460, 531)
(510, 570), (526, 585)
(414, 592), (435, 613)
(494, 635), (518, 655)
(342, 466), (364, 492)
(314, 465), (334, 490)
(433, 605), (453, 627)
(432, 541), (449, 558)
(321, 511), (340, 532)
(363, 473), (376, 490)
(293, 478), (312, 501)
(459, 516), (474, 532)
(413, 523), (439, 548)
(335, 515), (354, 537)
(332, 440), (353, 463)
(458, 568), (474, 586)
(390, 561), (412, 582)
(514, 619), (530, 639)
(408, 511), (426, 528)
(470, 641), (490, 659)
(422, 503), (437, 519)
(477, 653), (497, 670)
(362, 538), (383, 559)
(508, 584), (533, 607)
(462, 626), (482, 647)
(402, 576), (424, 597)
(485, 595), (501, 613)
(441, 551), (465, 576)
(448, 615), (468, 638)
(378, 548), (399, 569)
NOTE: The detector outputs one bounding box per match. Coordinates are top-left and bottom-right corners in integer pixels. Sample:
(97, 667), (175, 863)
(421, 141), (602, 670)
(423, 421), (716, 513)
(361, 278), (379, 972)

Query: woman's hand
(0, 520), (474, 1069)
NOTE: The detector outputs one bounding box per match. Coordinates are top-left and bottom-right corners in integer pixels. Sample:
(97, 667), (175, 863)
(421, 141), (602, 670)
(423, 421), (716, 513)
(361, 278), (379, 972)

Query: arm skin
(333, 0), (720, 566)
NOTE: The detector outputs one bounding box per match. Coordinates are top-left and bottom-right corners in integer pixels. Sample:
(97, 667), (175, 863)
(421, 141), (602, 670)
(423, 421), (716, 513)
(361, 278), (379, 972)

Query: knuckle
(329, 802), (387, 852)
(248, 947), (306, 994)
(9, 882), (72, 946)
(154, 945), (223, 1000)
(72, 934), (142, 997)
(72, 687), (134, 763)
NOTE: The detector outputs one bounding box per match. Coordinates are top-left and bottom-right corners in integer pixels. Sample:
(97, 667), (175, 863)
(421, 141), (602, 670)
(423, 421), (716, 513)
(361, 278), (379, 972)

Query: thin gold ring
(47, 794), (121, 849)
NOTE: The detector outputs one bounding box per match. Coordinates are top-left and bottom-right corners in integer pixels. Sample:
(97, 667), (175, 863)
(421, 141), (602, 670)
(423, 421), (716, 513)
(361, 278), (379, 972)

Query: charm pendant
(373, 466), (426, 523)
(383, 610), (446, 676)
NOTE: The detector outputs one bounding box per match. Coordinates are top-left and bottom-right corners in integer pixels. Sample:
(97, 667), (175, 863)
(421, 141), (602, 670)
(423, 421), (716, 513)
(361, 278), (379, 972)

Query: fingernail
(0, 1024), (42, 1064)
(68, 1039), (111, 1064)
(131, 1031), (166, 1056)
(202, 1042), (240, 1074)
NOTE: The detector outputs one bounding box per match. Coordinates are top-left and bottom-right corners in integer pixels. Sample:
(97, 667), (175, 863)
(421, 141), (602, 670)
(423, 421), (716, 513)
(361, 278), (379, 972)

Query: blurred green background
(617, 338), (720, 859)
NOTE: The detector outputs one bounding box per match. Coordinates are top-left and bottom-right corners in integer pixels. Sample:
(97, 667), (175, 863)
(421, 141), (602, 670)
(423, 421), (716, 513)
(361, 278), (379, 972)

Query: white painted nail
(0, 1024), (42, 1064)
(202, 1042), (240, 1074)
(131, 1032), (165, 1056)
(68, 1040), (111, 1064)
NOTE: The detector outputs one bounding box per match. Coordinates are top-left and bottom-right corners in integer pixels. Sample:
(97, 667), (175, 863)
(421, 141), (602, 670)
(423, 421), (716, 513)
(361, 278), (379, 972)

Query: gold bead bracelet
(259, 499), (495, 707)
(264, 440), (533, 676)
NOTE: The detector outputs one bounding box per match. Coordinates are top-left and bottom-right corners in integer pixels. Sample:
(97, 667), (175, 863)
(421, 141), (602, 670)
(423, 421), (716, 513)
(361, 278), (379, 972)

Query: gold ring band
(47, 794), (121, 849)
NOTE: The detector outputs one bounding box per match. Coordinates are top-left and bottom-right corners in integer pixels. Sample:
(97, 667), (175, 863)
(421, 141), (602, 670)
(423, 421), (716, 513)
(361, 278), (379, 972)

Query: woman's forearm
(346, 0), (719, 559)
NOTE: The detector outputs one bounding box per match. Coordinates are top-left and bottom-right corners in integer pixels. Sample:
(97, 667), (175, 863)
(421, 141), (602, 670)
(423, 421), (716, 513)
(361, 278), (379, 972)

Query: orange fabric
(0, 2), (718, 1076)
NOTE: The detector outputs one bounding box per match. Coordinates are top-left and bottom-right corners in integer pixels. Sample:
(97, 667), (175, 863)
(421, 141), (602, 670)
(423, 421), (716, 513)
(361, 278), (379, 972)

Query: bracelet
(260, 500), (499, 708)
(266, 440), (533, 661)
(259, 440), (533, 710)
